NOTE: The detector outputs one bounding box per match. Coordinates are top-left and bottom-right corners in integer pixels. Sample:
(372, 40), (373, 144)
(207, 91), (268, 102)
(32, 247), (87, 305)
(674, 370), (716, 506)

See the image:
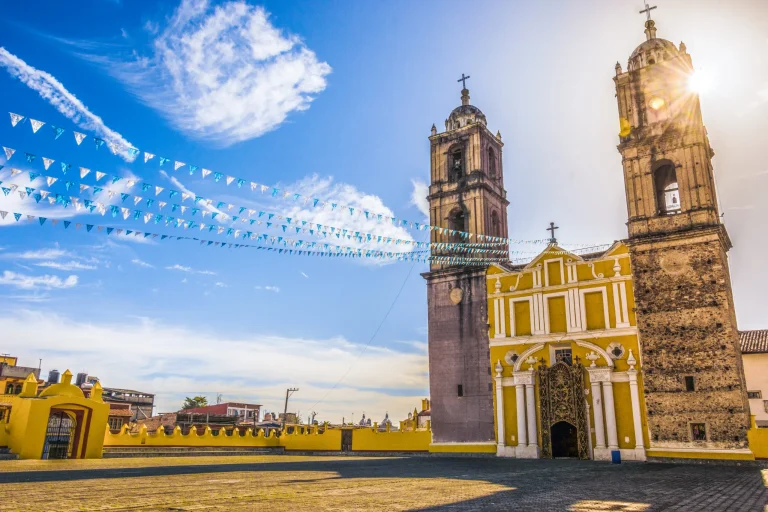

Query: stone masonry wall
(424, 267), (495, 444)
(629, 230), (751, 449)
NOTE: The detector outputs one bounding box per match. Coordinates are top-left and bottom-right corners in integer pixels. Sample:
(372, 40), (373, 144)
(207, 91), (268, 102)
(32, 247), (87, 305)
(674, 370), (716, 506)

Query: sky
(0, 0), (766, 423)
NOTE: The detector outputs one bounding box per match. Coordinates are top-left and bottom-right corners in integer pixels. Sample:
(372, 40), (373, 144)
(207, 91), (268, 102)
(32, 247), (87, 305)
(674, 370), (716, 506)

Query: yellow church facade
(487, 242), (649, 461)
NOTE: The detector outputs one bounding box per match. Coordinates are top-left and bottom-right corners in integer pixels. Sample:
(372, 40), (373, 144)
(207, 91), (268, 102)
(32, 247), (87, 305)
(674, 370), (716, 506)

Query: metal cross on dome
(640, 2), (657, 21)
(547, 222), (559, 244)
(457, 73), (471, 89)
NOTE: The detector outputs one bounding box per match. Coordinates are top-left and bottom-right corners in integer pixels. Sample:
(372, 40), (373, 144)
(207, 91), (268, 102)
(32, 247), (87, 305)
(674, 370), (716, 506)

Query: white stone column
(590, 380), (606, 449)
(626, 350), (646, 461)
(494, 362), (506, 455)
(602, 380), (619, 451)
(515, 382), (527, 447)
(525, 382), (537, 449)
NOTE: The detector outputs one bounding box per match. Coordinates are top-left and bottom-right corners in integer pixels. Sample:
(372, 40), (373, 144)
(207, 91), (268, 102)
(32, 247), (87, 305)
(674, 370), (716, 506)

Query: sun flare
(687, 69), (713, 94)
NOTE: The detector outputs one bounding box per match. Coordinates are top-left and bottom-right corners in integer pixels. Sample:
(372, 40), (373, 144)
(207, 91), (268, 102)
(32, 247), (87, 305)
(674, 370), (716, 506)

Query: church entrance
(538, 361), (590, 459)
(42, 411), (76, 459)
(551, 421), (579, 458)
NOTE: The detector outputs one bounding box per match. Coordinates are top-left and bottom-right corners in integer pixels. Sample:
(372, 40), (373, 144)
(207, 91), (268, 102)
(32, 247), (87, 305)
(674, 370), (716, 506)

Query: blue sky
(0, 0), (766, 422)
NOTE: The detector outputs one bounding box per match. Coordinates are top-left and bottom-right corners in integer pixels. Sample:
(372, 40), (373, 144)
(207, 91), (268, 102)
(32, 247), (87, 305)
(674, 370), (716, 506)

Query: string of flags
(5, 111), (550, 245)
(0, 149), (538, 252)
(0, 206), (510, 266)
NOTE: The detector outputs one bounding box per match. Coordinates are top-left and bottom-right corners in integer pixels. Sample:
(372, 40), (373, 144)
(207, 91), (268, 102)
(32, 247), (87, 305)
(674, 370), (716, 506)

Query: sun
(687, 69), (713, 94)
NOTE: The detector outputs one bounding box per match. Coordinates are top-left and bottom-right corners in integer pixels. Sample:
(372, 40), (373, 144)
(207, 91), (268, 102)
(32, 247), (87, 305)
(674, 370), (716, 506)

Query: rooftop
(739, 330), (768, 354)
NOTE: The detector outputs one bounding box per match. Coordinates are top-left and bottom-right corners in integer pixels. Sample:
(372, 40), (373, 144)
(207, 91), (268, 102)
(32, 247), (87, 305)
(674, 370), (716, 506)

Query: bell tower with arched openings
(423, 78), (510, 447)
(615, 12), (750, 452)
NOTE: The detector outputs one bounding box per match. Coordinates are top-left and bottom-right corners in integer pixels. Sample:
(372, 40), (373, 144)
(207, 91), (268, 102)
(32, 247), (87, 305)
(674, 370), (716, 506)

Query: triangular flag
(9, 113), (24, 127)
(63, 221), (71, 229)
(52, 125), (65, 140)
(3, 147), (15, 160)
(107, 141), (120, 155)
(94, 138), (105, 150)
(174, 161), (185, 170)
(51, 219), (59, 226)
(79, 184), (89, 193)
(95, 171), (106, 181)
(25, 153), (35, 163)
(0, 211), (7, 219)
(10, 169), (21, 177)
(80, 167), (91, 178)
(201, 169), (211, 178)
(60, 162), (71, 174)
(42, 157), (54, 170)
(86, 224), (94, 232)
(29, 172), (39, 182)
(29, 119), (45, 133)
(144, 152), (155, 163)
(14, 213), (21, 222)
(39, 217), (46, 225)
(226, 176), (235, 185)
(155, 186), (164, 196)
(74, 132), (86, 145)
(159, 157), (170, 166)
(46, 177), (57, 186)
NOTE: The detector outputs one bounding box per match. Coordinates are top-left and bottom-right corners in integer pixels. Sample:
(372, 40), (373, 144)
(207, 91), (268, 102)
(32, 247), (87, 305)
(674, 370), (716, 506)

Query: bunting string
(4, 111), (553, 245)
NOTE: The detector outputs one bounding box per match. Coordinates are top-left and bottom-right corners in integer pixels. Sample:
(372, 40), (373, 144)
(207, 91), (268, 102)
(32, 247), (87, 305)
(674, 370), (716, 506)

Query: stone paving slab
(0, 456), (764, 511)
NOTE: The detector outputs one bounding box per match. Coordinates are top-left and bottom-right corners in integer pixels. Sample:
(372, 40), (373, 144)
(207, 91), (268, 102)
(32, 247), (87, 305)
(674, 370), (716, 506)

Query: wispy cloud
(0, 47), (135, 161)
(0, 310), (428, 419)
(165, 264), (216, 275)
(110, 0), (331, 145)
(2, 248), (75, 260)
(300, 272), (309, 279)
(0, 271), (78, 290)
(34, 261), (97, 271)
(214, 281), (227, 288)
(131, 258), (154, 268)
(409, 179), (429, 220)
(255, 285), (280, 293)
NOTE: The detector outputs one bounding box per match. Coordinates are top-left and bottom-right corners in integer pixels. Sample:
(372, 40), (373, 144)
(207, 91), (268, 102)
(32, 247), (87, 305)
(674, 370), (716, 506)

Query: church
(424, 11), (758, 461)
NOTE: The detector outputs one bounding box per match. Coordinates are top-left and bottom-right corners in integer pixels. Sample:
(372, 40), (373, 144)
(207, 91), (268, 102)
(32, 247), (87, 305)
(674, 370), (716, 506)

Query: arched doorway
(42, 411), (76, 459)
(551, 421), (579, 458)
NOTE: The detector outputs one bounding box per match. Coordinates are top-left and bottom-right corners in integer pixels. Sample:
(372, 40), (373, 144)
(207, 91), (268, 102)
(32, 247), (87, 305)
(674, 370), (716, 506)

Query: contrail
(0, 47), (136, 161)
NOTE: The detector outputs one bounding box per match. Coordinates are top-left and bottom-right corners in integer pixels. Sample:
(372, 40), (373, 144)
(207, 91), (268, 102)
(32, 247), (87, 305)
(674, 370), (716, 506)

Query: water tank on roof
(48, 369), (60, 384)
(75, 372), (88, 386)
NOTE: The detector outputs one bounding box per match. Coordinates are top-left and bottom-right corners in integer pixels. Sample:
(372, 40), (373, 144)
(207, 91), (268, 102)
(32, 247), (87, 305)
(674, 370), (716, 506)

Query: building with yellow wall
(487, 243), (649, 461)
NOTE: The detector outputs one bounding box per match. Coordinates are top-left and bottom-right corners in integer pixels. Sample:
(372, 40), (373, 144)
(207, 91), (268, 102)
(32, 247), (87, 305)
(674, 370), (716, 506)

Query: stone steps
(0, 447), (18, 460)
(102, 446), (283, 458)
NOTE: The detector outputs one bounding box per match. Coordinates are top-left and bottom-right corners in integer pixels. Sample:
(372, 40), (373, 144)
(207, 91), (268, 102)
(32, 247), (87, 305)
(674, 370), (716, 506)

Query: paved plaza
(0, 455), (764, 511)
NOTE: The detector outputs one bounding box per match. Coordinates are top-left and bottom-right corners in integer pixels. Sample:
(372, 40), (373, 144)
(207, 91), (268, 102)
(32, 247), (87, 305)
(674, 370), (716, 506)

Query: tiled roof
(739, 330), (768, 354)
(108, 409), (134, 418)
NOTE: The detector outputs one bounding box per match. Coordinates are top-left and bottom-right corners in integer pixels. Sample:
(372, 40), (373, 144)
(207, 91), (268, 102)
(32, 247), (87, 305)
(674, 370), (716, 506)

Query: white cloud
(165, 264), (216, 275)
(255, 285), (280, 293)
(300, 272), (309, 279)
(0, 271), (78, 290)
(214, 281), (227, 288)
(0, 47), (136, 161)
(131, 258), (154, 268)
(34, 261), (97, 271)
(0, 311), (428, 420)
(114, 0), (331, 145)
(410, 179), (430, 220)
(3, 248), (74, 260)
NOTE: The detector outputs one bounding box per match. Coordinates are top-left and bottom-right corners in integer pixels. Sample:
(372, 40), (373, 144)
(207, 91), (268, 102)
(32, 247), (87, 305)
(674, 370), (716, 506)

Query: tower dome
(445, 88), (487, 131)
(627, 20), (679, 71)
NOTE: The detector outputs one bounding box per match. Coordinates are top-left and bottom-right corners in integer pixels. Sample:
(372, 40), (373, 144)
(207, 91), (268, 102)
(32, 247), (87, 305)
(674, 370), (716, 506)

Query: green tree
(182, 396), (208, 410)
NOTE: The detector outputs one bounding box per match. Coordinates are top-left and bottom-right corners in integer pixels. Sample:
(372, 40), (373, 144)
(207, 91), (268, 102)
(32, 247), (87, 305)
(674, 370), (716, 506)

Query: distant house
(101, 387), (155, 421)
(741, 330), (768, 428)
(0, 356), (41, 395)
(182, 402), (261, 424)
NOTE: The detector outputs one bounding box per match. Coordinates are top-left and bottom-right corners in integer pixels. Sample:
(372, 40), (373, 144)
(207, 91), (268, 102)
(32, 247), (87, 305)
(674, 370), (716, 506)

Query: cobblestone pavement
(0, 455), (764, 511)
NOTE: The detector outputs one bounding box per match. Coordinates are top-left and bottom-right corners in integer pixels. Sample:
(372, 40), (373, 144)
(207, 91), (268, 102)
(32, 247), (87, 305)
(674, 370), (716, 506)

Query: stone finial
(19, 373), (38, 397)
(90, 380), (104, 403)
(615, 61), (622, 76)
(461, 88), (470, 106)
(60, 369), (73, 385)
(495, 277), (501, 293)
(679, 41), (687, 53)
(496, 130), (502, 141)
(525, 356), (538, 371)
(612, 258), (622, 277)
(627, 349), (637, 370)
(431, 124), (437, 136)
(586, 351), (600, 368)
(644, 19), (657, 40)
(495, 360), (503, 378)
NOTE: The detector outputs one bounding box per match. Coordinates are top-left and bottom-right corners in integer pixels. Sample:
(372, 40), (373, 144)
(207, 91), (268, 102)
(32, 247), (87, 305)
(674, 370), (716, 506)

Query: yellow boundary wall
(104, 424), (430, 453)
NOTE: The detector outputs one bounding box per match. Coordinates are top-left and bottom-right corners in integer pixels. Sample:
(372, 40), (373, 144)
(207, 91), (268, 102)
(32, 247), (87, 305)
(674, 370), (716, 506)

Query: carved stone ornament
(607, 342), (626, 360)
(659, 252), (689, 276)
(504, 350), (519, 366)
(585, 351), (600, 367)
(449, 287), (463, 305)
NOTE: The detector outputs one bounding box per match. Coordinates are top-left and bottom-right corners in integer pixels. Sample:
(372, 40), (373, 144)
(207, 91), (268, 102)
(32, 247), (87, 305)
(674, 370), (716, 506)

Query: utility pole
(282, 387), (298, 430)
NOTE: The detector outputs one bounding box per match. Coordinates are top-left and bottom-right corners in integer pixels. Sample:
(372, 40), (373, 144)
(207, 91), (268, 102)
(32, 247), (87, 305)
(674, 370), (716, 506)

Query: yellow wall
(748, 416), (768, 459)
(352, 428), (430, 451)
(548, 296), (567, 333)
(514, 301), (531, 336)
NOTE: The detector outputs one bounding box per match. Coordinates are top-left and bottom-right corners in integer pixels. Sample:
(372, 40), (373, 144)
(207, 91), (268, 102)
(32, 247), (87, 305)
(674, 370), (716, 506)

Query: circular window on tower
(607, 342), (626, 360)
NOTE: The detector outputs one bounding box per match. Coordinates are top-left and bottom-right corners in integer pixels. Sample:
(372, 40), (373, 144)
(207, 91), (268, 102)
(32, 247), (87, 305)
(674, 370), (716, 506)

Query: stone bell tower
(614, 13), (751, 453)
(423, 77), (509, 445)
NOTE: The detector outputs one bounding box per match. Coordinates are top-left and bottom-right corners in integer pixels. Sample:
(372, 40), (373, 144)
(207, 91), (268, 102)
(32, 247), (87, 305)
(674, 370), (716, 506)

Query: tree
(182, 396), (208, 410)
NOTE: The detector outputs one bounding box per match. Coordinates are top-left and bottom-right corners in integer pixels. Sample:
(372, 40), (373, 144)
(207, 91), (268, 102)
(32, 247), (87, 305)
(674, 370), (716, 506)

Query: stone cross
(547, 222), (559, 243)
(639, 2), (657, 21)
(457, 73), (471, 89)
